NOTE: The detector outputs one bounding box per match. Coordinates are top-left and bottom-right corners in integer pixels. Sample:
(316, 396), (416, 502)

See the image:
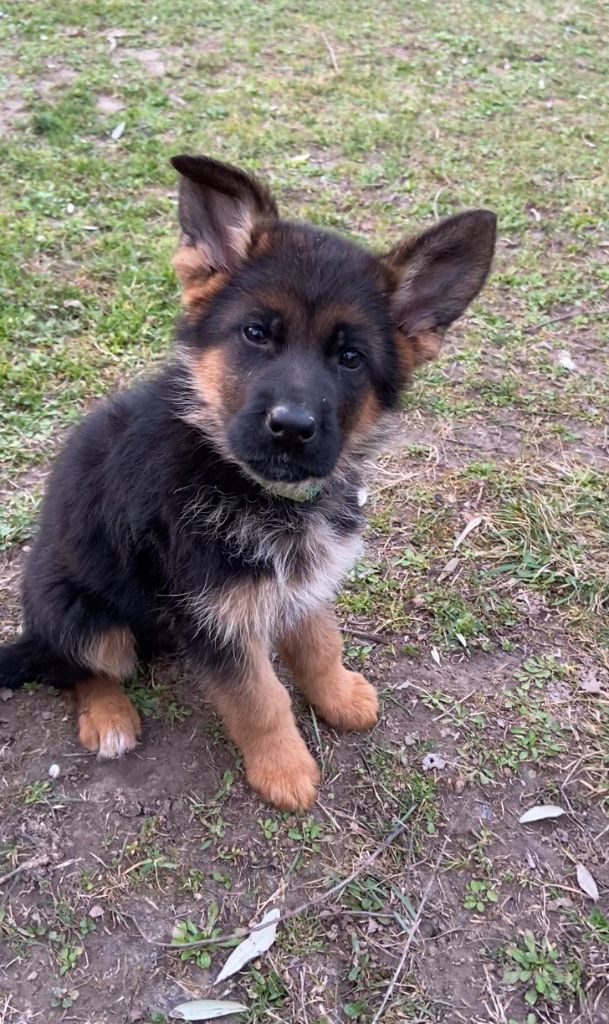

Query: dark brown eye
(339, 348), (362, 369)
(243, 323), (268, 345)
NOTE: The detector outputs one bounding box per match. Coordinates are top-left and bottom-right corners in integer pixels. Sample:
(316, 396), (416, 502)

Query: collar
(243, 467), (324, 503)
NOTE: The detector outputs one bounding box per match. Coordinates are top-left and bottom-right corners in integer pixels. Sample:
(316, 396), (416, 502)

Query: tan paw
(245, 733), (320, 812)
(78, 693), (141, 759)
(314, 671), (379, 732)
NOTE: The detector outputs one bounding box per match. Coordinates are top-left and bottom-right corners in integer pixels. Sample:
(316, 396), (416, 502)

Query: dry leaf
(438, 556), (459, 581)
(170, 1000), (248, 1021)
(557, 349), (577, 371)
(519, 804), (566, 824)
(453, 516), (482, 551)
(576, 863), (599, 902)
(579, 671), (605, 694)
(215, 908), (279, 984)
(431, 646), (441, 666)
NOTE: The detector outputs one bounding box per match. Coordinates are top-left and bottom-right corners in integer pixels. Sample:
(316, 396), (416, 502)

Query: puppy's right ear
(170, 155), (278, 307)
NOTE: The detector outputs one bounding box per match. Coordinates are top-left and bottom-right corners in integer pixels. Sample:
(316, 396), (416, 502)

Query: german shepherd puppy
(0, 156), (496, 811)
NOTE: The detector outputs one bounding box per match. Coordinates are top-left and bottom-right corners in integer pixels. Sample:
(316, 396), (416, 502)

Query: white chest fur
(190, 515), (362, 648)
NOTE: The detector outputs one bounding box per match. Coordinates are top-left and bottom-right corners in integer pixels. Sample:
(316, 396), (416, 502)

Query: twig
(370, 837), (449, 1024)
(321, 32), (339, 72)
(340, 626), (392, 646)
(0, 853), (50, 889)
(432, 186), (448, 221)
(525, 307), (609, 335)
(127, 815), (413, 950)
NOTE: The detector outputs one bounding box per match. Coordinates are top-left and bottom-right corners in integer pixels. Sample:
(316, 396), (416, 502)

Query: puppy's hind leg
(75, 676), (141, 759)
(75, 627), (141, 759)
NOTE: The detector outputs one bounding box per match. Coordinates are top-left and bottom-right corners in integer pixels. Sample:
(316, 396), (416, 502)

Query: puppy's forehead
(239, 222), (385, 317)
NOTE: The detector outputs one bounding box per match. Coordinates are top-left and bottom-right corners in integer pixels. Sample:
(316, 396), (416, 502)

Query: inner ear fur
(382, 209), (497, 377)
(170, 154), (278, 307)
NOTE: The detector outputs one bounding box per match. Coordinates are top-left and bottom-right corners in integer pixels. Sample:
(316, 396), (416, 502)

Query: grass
(1, 0), (608, 1022)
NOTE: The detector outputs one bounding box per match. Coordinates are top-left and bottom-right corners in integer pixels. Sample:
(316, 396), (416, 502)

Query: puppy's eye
(243, 323), (269, 345)
(338, 348), (362, 369)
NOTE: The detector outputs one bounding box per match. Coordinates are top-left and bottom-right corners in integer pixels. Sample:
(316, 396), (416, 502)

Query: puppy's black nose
(267, 404), (317, 444)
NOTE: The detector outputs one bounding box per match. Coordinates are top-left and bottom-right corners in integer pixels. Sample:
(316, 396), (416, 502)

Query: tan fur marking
(279, 609), (379, 731)
(346, 390), (383, 450)
(172, 245), (229, 311)
(82, 627), (135, 680)
(411, 329), (443, 364)
(182, 273), (229, 312)
(189, 346), (227, 410)
(75, 676), (141, 759)
(226, 202), (257, 262)
(251, 229), (272, 255)
(394, 328), (443, 382)
(313, 302), (378, 335)
(206, 647), (319, 811)
(354, 390), (382, 431)
(172, 243), (211, 285)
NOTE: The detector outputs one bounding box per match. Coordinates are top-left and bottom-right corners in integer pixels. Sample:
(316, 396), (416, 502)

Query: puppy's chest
(192, 510), (363, 645)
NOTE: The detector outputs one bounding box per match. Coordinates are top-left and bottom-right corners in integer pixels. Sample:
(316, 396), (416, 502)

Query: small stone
(89, 904), (104, 919)
(26, 971), (38, 981)
(422, 752), (446, 771)
(454, 776), (466, 794)
(48, 764), (60, 779)
(0, 689), (14, 702)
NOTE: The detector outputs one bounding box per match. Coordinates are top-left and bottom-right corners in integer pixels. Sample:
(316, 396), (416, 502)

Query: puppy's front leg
(206, 643), (319, 812)
(279, 608), (379, 732)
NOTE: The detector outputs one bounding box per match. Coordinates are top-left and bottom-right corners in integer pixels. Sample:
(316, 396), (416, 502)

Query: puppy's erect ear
(170, 155), (278, 306)
(382, 210), (496, 376)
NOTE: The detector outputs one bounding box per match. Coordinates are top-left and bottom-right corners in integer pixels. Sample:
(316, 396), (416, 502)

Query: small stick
(0, 853), (50, 889)
(321, 32), (339, 72)
(128, 815), (413, 951)
(340, 626), (392, 646)
(525, 307), (609, 335)
(370, 837), (449, 1023)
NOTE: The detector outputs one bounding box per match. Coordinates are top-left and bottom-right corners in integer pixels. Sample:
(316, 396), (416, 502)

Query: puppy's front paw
(245, 733), (320, 812)
(314, 671), (379, 732)
(78, 692), (141, 759)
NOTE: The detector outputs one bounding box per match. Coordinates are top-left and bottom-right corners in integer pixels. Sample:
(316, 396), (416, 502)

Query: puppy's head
(171, 155), (496, 496)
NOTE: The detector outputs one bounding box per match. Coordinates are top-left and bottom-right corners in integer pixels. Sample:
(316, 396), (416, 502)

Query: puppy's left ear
(382, 210), (496, 377)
